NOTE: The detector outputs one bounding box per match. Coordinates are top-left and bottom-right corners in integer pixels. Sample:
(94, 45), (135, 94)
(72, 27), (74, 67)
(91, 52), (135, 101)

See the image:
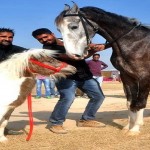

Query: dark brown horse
(0, 49), (76, 142)
(55, 3), (150, 135)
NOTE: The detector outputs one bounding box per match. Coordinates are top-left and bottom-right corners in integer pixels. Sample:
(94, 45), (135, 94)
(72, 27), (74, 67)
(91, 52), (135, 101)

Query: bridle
(63, 11), (141, 47)
(64, 12), (98, 45)
(29, 58), (67, 73)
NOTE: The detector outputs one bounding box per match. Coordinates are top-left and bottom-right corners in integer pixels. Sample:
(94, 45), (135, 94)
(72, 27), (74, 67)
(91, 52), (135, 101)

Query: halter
(29, 58), (67, 73)
(64, 11), (141, 47)
(64, 12), (99, 45)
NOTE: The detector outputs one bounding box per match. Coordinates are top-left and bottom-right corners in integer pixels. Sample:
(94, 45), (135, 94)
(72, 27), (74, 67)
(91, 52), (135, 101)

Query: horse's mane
(81, 6), (150, 30)
(80, 7), (142, 27)
(0, 49), (56, 78)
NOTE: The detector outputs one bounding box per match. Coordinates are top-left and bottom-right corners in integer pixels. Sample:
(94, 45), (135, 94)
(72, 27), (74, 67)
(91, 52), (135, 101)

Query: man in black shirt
(32, 28), (106, 134)
(0, 28), (26, 62)
(0, 28), (26, 135)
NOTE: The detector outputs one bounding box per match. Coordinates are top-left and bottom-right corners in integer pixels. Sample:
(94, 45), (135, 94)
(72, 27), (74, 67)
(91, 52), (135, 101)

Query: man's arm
(101, 61), (108, 70)
(85, 44), (105, 58)
(54, 43), (109, 60)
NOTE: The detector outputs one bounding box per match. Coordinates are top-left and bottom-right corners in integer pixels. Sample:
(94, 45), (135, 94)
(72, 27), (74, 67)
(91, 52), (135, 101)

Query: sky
(0, 0), (150, 70)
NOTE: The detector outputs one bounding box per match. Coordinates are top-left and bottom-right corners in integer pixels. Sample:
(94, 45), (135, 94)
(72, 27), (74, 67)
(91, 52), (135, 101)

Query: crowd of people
(0, 27), (108, 135)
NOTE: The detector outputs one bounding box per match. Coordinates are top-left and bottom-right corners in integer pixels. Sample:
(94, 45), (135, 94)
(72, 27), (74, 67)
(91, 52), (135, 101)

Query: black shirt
(0, 44), (26, 62)
(43, 44), (93, 81)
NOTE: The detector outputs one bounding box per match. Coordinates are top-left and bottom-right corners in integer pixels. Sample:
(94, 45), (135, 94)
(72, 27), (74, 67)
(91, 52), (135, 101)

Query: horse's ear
(64, 4), (70, 11)
(70, 2), (79, 13)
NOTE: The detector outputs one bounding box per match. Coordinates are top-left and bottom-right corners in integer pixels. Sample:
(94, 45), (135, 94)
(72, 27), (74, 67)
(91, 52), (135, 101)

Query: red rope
(25, 59), (67, 141)
(26, 93), (33, 141)
(29, 58), (67, 73)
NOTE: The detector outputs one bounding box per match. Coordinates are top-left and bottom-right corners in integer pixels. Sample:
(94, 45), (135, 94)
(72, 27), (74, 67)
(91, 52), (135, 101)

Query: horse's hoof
(122, 125), (130, 133)
(4, 129), (24, 135)
(0, 136), (8, 143)
(127, 131), (140, 136)
(121, 128), (129, 134)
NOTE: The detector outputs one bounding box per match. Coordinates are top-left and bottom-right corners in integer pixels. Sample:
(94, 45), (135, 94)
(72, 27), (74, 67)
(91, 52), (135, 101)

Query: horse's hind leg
(120, 75), (139, 131)
(120, 74), (144, 133)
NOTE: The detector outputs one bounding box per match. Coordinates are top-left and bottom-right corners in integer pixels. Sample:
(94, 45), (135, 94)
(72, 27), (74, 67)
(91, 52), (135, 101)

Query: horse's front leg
(0, 107), (11, 143)
(0, 106), (15, 143)
(123, 101), (144, 131)
(0, 118), (8, 143)
(120, 75), (138, 131)
(120, 74), (143, 133)
(123, 101), (132, 130)
(127, 108), (144, 134)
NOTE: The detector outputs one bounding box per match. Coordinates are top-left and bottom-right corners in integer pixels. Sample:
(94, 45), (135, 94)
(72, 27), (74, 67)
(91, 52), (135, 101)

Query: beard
(0, 40), (12, 46)
(43, 39), (57, 46)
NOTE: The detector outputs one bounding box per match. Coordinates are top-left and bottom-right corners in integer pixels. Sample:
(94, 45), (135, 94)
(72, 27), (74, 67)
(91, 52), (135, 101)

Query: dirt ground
(1, 81), (150, 150)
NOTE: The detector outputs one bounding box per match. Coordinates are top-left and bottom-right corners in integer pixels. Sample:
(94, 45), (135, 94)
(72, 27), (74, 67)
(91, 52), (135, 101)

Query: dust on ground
(1, 81), (150, 150)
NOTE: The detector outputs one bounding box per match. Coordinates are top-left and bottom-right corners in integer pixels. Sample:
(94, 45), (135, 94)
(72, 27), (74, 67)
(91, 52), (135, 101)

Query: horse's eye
(71, 26), (78, 30)
(69, 23), (78, 30)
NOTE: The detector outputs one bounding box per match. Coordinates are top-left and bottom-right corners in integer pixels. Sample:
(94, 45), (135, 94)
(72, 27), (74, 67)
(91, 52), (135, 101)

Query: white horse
(55, 3), (150, 135)
(0, 49), (76, 142)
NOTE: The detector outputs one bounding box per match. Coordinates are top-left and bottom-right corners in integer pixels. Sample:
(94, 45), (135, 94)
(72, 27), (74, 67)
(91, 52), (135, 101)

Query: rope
(29, 59), (67, 73)
(26, 93), (33, 141)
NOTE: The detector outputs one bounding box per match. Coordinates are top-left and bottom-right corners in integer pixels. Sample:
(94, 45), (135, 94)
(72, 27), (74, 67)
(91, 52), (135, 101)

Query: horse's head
(27, 49), (76, 79)
(55, 3), (96, 60)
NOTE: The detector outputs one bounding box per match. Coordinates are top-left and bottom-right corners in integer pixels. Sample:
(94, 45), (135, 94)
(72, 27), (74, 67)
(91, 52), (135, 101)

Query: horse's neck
(97, 18), (132, 41)
(82, 8), (134, 41)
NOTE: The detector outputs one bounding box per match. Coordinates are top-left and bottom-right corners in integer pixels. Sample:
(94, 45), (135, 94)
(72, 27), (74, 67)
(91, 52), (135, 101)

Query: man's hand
(88, 44), (105, 52)
(84, 44), (105, 58)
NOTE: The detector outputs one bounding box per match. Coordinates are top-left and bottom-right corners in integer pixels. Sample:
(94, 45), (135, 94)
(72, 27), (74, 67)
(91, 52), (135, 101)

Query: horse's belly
(0, 78), (26, 106)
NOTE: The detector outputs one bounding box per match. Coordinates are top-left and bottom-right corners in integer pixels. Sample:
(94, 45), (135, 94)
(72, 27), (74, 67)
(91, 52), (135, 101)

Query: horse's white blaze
(59, 19), (87, 57)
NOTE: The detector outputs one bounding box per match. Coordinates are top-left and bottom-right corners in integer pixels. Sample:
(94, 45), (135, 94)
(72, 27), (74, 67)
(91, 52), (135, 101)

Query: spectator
(35, 74), (51, 99)
(112, 73), (117, 81)
(0, 28), (26, 62)
(49, 77), (59, 98)
(86, 54), (108, 86)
